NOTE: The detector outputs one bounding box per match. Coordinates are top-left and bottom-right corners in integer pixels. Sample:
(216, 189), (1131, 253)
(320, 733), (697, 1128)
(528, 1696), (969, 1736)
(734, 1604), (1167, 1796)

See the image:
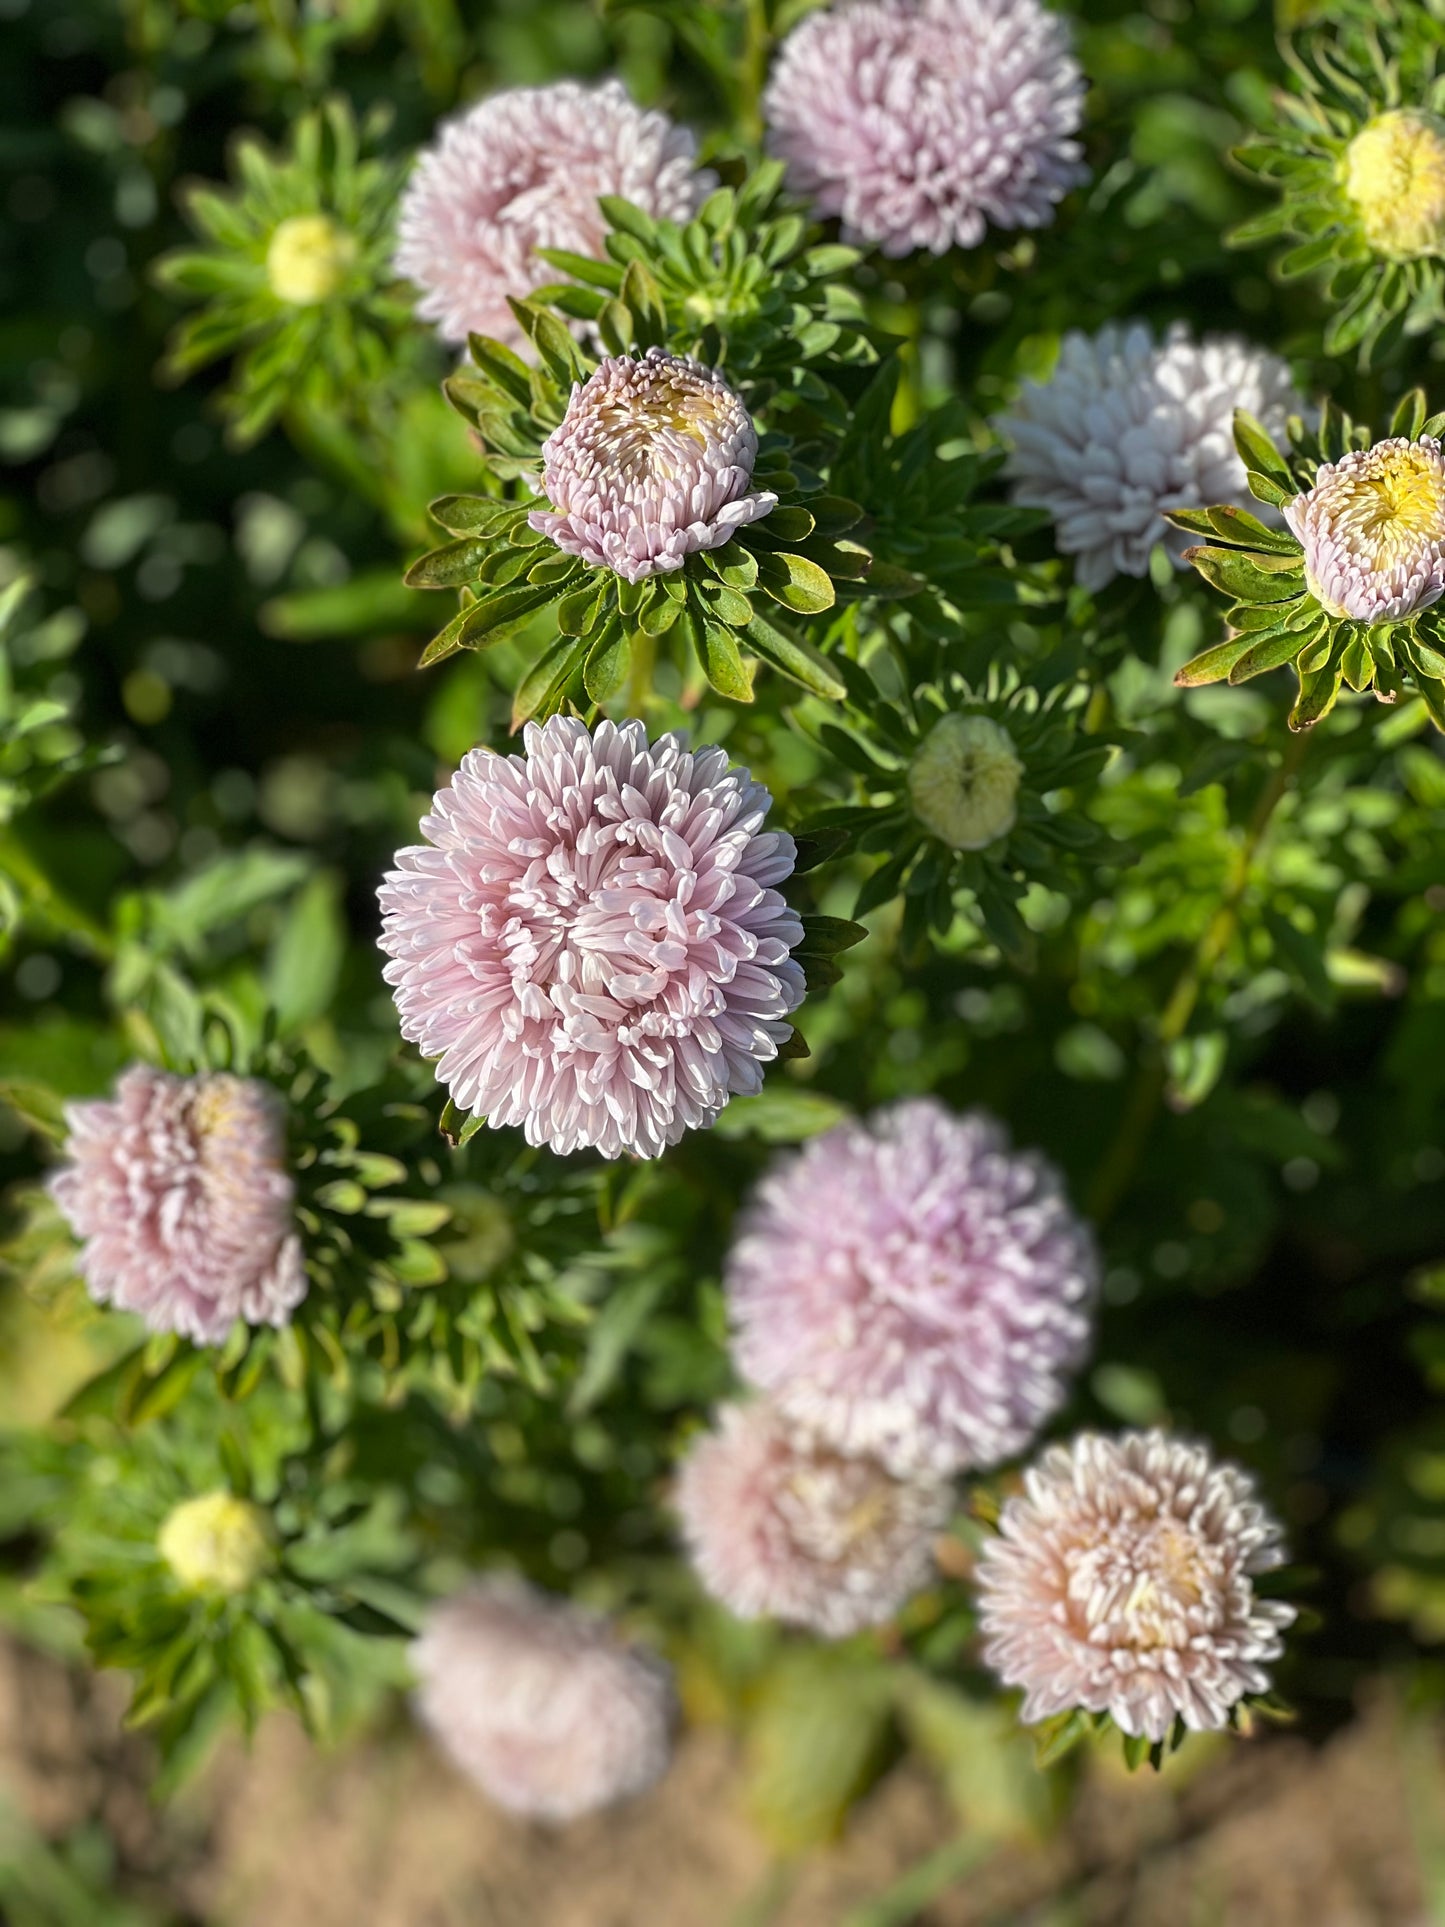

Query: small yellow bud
(265, 213), (356, 306)
(1343, 110), (1445, 261)
(158, 1490), (272, 1594)
(907, 714), (1024, 851)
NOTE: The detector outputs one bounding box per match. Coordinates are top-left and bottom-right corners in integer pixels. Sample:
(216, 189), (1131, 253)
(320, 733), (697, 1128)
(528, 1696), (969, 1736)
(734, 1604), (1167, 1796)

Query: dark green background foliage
(3, 0), (1445, 1850)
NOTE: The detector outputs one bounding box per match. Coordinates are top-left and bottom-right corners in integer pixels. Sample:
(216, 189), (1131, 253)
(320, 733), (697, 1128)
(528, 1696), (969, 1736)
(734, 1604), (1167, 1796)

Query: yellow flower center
(266, 213), (357, 306)
(158, 1491), (272, 1594)
(907, 714), (1024, 852)
(1316, 443), (1445, 574)
(1344, 110), (1445, 260)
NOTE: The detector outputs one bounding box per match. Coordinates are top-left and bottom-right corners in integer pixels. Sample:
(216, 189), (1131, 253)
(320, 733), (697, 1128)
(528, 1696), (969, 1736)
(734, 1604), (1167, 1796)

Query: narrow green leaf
(1184, 545), (1304, 602)
(404, 539), (492, 590)
(1233, 411), (1295, 487)
(744, 613), (847, 701)
(1173, 633), (1257, 688)
(583, 618), (631, 702)
(698, 620), (755, 701)
(1228, 625), (1310, 682)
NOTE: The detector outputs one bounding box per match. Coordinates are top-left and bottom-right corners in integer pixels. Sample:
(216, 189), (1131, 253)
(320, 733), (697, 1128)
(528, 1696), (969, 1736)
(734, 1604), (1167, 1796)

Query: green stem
(1086, 727), (1309, 1226)
(0, 831), (113, 961)
(738, 0), (772, 148)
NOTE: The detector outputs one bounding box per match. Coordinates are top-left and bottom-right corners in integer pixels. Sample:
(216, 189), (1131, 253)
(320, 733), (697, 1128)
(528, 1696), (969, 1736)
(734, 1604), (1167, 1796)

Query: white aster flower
(994, 322), (1302, 591)
(1283, 435), (1445, 625)
(977, 1429), (1296, 1743)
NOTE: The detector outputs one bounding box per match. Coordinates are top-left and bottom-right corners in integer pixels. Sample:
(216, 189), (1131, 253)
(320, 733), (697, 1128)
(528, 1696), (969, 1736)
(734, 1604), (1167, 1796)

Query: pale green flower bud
(265, 214), (356, 306)
(158, 1490), (272, 1594)
(907, 714), (1024, 851)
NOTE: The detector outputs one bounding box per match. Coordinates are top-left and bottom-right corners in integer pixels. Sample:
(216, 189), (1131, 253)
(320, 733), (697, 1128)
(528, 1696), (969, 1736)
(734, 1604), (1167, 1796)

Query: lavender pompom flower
(526, 348), (777, 584)
(994, 323), (1302, 591)
(49, 1064), (306, 1347)
(1283, 436), (1445, 625)
(377, 716), (805, 1160)
(763, 0), (1087, 257)
(977, 1430), (1296, 1743)
(726, 1099), (1097, 1478)
(411, 1578), (675, 1823)
(675, 1400), (950, 1637)
(395, 81), (711, 348)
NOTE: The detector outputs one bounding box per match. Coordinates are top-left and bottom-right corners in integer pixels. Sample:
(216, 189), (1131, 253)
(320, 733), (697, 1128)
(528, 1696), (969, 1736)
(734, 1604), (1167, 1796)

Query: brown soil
(0, 1635), (1436, 1927)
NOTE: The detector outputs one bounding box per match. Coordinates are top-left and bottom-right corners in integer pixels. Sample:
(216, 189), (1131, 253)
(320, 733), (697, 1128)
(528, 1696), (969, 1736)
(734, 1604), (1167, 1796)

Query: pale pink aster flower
(675, 1399), (951, 1637)
(49, 1064), (306, 1347)
(977, 1429), (1296, 1743)
(994, 322), (1302, 591)
(377, 716), (804, 1160)
(395, 80), (712, 348)
(763, 0), (1087, 257)
(527, 348), (777, 583)
(1283, 436), (1445, 624)
(726, 1099), (1097, 1478)
(411, 1577), (675, 1823)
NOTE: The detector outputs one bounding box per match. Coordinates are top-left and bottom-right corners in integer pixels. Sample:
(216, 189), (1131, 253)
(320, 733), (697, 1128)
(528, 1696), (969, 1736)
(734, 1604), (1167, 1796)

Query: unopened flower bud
(1344, 110), (1445, 261)
(266, 214), (356, 306)
(907, 713), (1024, 851)
(158, 1491), (272, 1594)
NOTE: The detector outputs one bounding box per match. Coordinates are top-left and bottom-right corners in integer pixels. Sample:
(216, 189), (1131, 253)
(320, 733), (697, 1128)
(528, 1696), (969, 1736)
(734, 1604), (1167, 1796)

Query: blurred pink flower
(395, 80), (711, 347)
(675, 1399), (950, 1636)
(377, 716), (804, 1160)
(411, 1577), (675, 1822)
(528, 348), (777, 583)
(726, 1099), (1097, 1476)
(764, 0), (1087, 257)
(977, 1429), (1296, 1742)
(49, 1064), (306, 1346)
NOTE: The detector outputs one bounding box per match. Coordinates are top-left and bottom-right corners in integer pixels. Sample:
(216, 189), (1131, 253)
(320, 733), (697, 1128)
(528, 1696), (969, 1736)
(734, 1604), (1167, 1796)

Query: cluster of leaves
(153, 98), (410, 445)
(1171, 390), (1445, 730)
(798, 664), (1118, 959)
(1229, 15), (1445, 363)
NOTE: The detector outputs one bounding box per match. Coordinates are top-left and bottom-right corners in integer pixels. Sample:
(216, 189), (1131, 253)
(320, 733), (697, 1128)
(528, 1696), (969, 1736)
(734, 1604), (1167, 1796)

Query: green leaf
(756, 550), (836, 614)
(427, 495), (524, 538)
(265, 871), (346, 1031)
(567, 1273), (667, 1416)
(597, 195), (658, 243)
(511, 633), (587, 728)
(1228, 624), (1312, 682)
(404, 539), (494, 590)
(557, 580), (607, 638)
(583, 619), (631, 702)
(712, 1088), (852, 1142)
(698, 620), (755, 701)
(464, 334), (534, 407)
(1289, 658), (1344, 730)
(1391, 388), (1428, 441)
(1183, 545), (1304, 602)
(744, 613), (846, 701)
(797, 914), (868, 957)
(1233, 411), (1295, 488)
(429, 582), (564, 668)
(1203, 505), (1301, 554)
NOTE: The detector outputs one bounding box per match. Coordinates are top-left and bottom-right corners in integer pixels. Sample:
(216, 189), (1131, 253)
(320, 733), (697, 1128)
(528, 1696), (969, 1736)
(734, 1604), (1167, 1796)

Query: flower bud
(1344, 110), (1445, 261)
(158, 1491), (272, 1594)
(907, 713), (1024, 851)
(266, 214), (356, 306)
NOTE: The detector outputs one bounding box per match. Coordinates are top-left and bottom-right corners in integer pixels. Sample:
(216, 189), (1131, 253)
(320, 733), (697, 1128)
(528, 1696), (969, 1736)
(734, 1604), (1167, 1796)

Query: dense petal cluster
(378, 717), (805, 1160)
(49, 1065), (306, 1347)
(411, 1578), (675, 1822)
(907, 713), (1023, 850)
(726, 1099), (1098, 1477)
(763, 0), (1086, 257)
(1284, 436), (1445, 625)
(977, 1430), (1296, 1742)
(395, 81), (710, 346)
(675, 1400), (950, 1637)
(528, 348), (777, 582)
(994, 322), (1302, 590)
(1344, 111), (1445, 262)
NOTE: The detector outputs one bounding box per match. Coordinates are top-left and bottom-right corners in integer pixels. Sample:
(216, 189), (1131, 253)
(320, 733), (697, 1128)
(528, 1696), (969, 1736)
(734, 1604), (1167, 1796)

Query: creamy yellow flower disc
(158, 1490), (272, 1594)
(1343, 110), (1445, 261)
(265, 214), (357, 306)
(907, 713), (1024, 851)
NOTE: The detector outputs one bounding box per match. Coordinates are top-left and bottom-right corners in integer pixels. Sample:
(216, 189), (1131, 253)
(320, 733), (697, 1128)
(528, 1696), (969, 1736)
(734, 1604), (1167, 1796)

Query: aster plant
(1231, 21), (1445, 364)
(404, 172), (897, 713)
(1170, 389), (1445, 731)
(799, 665), (1117, 956)
(153, 99), (408, 446)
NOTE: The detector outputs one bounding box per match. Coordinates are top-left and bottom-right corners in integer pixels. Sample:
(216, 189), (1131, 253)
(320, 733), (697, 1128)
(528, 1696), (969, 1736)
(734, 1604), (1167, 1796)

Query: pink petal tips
(377, 716), (805, 1160)
(49, 1064), (306, 1347)
(977, 1429), (1296, 1742)
(395, 80), (712, 348)
(411, 1577), (676, 1822)
(725, 1098), (1098, 1476)
(528, 348), (778, 583)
